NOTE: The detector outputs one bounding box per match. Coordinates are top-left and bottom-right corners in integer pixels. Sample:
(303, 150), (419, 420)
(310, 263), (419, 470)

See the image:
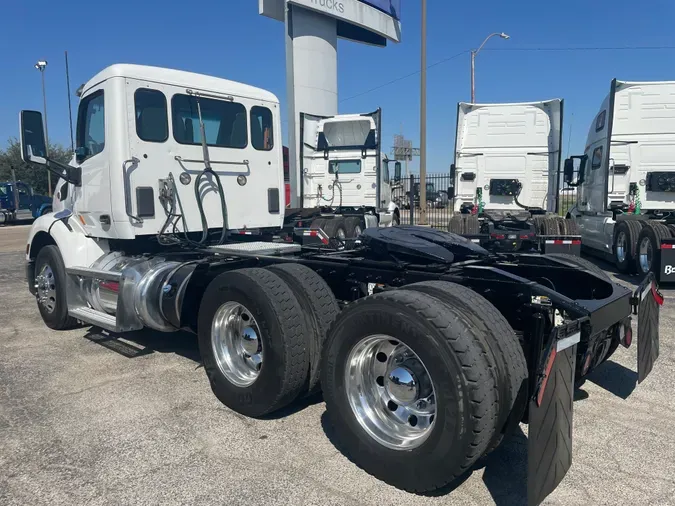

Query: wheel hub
(35, 264), (56, 313)
(211, 302), (263, 387)
(345, 335), (437, 450)
(385, 366), (418, 406)
(639, 236), (653, 273)
(616, 231), (627, 263)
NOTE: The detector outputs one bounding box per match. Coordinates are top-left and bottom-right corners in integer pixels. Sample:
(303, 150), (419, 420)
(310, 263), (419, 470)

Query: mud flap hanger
(527, 317), (585, 506)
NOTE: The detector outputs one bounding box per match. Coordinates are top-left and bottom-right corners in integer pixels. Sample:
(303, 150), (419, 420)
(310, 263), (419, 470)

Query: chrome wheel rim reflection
(616, 231), (627, 263)
(35, 264), (57, 313)
(639, 236), (653, 273)
(211, 302), (263, 387)
(345, 335), (436, 450)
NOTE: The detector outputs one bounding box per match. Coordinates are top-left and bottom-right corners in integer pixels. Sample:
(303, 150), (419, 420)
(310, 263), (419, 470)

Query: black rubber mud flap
(632, 273), (663, 383)
(527, 322), (580, 506)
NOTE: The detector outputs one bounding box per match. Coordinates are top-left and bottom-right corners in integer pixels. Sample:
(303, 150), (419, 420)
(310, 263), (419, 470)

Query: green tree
(0, 138), (73, 196)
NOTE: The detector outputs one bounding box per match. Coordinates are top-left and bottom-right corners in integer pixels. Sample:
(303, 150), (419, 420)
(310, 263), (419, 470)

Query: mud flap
(527, 322), (580, 506)
(632, 273), (662, 383)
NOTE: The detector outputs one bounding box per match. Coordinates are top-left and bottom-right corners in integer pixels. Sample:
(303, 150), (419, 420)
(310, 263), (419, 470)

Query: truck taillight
(620, 322), (633, 348)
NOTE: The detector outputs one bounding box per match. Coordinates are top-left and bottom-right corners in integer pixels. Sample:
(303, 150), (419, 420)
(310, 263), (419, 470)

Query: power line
(340, 50), (469, 103)
(340, 45), (675, 104)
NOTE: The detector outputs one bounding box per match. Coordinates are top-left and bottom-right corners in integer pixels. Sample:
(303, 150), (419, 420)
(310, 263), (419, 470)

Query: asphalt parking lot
(1, 225), (674, 505)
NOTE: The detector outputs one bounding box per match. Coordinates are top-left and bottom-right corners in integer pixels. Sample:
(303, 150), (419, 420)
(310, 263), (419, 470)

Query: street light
(470, 32), (509, 102)
(34, 60), (52, 197)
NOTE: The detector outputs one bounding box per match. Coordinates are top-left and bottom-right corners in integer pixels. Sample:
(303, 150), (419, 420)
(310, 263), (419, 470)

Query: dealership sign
(260, 0), (401, 43)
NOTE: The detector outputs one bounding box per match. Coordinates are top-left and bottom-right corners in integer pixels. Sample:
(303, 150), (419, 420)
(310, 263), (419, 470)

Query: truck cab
(566, 80), (675, 279)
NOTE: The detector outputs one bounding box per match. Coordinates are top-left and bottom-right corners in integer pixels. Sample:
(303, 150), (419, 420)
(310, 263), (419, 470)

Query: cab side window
(250, 106), (274, 151)
(592, 146), (603, 170)
(76, 90), (105, 161)
(135, 89), (168, 142)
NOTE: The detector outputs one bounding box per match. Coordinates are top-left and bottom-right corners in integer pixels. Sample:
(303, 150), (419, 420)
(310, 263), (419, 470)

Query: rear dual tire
(198, 265), (339, 417)
(321, 288), (525, 492)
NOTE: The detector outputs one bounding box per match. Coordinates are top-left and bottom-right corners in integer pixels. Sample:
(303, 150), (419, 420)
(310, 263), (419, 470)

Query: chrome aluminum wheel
(337, 228), (346, 240)
(639, 236), (653, 273)
(35, 264), (57, 313)
(345, 335), (436, 450)
(353, 225), (363, 237)
(616, 231), (628, 263)
(211, 302), (263, 387)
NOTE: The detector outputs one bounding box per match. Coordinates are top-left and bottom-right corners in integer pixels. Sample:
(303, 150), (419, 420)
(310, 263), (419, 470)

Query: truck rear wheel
(344, 217), (364, 238)
(198, 268), (309, 417)
(614, 221), (641, 273)
(321, 289), (498, 492)
(401, 281), (527, 453)
(267, 263), (340, 394)
(636, 223), (671, 276)
(34, 245), (78, 330)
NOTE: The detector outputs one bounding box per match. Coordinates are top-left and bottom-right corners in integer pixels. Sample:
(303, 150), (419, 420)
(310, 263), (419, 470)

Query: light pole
(470, 32), (509, 102)
(419, 0), (427, 225)
(35, 60), (52, 197)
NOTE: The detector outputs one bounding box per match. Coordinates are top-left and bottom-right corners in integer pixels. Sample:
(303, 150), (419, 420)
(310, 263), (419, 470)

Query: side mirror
(447, 186), (455, 199)
(563, 158), (575, 185)
(394, 161), (402, 182)
(20, 110), (47, 165)
(563, 156), (588, 187)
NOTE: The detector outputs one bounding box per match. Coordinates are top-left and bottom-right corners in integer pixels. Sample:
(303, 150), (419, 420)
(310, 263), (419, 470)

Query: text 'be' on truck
(565, 79), (675, 282)
(19, 64), (662, 505)
(450, 99), (581, 255)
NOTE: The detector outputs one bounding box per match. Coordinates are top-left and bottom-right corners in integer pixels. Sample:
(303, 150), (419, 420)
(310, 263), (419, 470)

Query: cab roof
(80, 64), (279, 103)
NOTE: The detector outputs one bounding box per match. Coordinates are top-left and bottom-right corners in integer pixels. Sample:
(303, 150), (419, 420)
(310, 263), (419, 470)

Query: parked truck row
(18, 64), (662, 505)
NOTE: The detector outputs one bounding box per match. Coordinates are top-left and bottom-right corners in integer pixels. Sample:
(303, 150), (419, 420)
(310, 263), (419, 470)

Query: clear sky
(1, 0), (674, 174)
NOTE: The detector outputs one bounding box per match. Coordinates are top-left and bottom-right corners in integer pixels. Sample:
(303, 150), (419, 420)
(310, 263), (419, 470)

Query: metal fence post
(409, 174), (415, 226)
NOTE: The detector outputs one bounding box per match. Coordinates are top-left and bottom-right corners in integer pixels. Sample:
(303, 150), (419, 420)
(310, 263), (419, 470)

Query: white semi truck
(282, 110), (400, 241)
(565, 79), (675, 281)
(19, 64), (662, 505)
(451, 99), (581, 254)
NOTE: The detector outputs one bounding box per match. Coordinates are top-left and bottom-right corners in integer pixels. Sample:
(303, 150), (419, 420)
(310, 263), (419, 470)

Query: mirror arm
(40, 158), (81, 186)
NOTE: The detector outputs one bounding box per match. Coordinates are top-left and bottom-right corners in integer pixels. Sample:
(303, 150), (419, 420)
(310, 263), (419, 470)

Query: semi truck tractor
(19, 64), (661, 505)
(565, 79), (675, 281)
(451, 99), (581, 254)
(281, 110), (400, 241)
(0, 181), (52, 223)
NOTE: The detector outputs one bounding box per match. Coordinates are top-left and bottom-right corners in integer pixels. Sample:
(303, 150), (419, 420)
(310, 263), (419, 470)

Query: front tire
(34, 245), (77, 330)
(198, 268), (309, 417)
(321, 289), (498, 492)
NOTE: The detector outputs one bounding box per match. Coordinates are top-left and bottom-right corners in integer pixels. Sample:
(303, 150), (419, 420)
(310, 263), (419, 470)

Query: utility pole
(419, 0), (427, 225)
(35, 60), (51, 197)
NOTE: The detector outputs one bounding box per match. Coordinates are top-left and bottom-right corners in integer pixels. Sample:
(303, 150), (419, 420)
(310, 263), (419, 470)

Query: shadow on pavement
(585, 359), (637, 399)
(83, 327), (201, 363)
(320, 410), (528, 504)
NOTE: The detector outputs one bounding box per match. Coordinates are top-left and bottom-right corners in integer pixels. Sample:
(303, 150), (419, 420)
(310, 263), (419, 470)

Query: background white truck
(281, 110), (400, 240)
(450, 99), (581, 254)
(565, 79), (675, 281)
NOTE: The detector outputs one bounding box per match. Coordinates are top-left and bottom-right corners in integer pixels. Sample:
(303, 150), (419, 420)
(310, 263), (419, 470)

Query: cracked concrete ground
(1, 226), (674, 505)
